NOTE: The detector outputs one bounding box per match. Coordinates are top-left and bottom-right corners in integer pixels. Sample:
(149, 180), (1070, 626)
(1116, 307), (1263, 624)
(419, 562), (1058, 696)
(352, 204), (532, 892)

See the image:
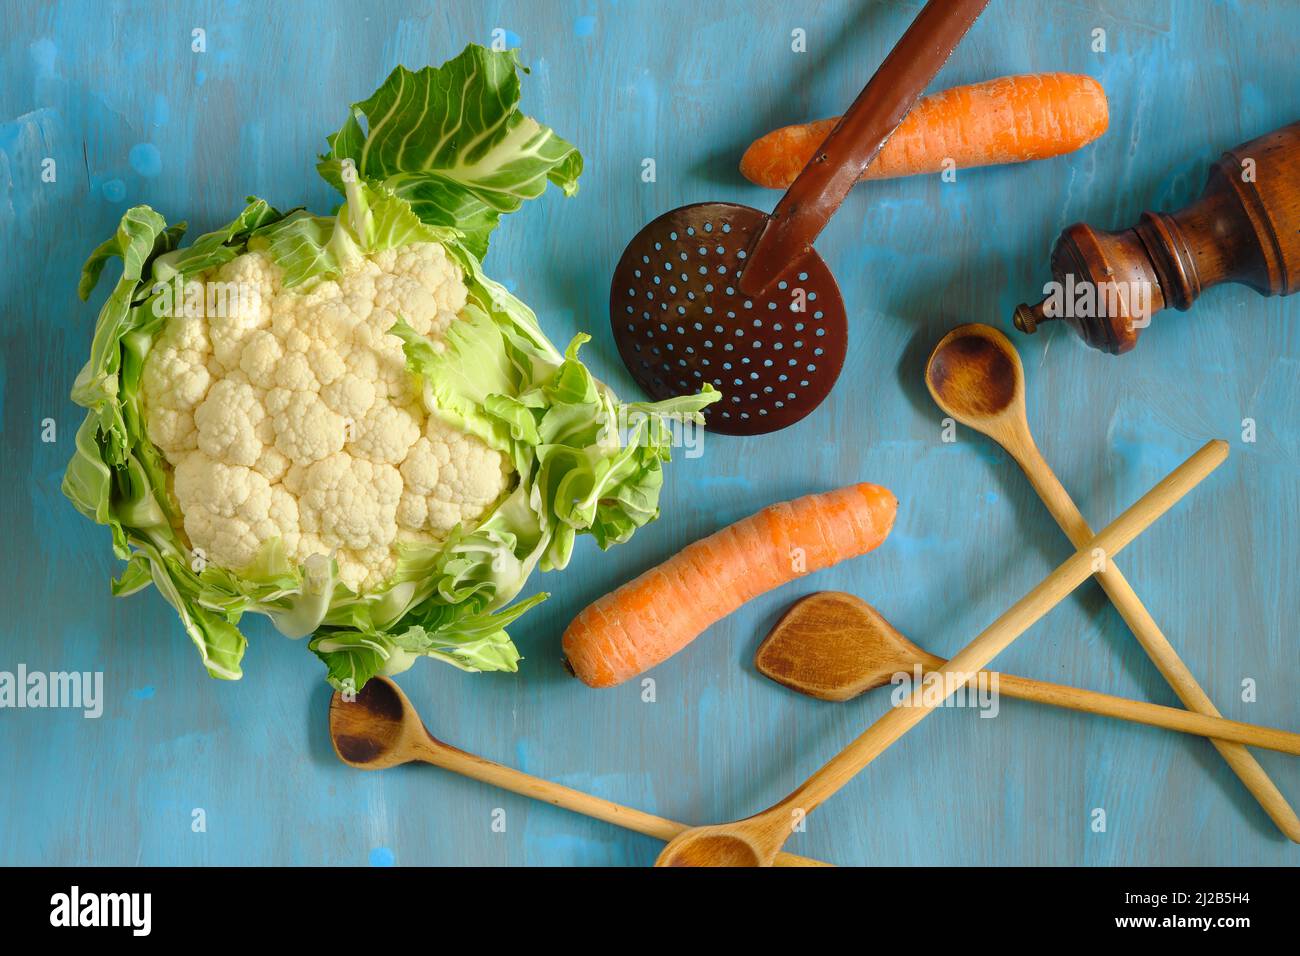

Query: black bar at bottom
(0, 865), (1284, 941)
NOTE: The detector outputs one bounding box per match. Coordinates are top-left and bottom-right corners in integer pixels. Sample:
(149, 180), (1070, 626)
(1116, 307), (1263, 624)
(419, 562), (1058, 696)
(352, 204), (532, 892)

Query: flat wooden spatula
(754, 591), (1300, 755)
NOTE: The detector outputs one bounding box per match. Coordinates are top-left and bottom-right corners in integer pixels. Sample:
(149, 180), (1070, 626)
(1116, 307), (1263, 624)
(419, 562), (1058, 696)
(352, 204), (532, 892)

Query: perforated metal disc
(610, 202), (848, 436)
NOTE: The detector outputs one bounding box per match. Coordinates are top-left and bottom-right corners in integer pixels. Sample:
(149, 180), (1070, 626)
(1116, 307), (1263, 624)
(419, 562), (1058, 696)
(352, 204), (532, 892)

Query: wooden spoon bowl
(328, 673), (419, 769)
(756, 591), (941, 701)
(659, 831), (767, 867)
(925, 323), (1026, 435)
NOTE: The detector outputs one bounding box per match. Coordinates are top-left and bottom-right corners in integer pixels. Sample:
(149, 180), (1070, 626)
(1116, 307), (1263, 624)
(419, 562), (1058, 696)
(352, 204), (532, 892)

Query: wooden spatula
(755, 591), (1300, 755)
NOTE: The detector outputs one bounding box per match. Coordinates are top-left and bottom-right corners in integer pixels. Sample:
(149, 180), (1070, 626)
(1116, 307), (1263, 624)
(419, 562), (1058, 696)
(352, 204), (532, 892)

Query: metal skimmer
(610, 0), (988, 436)
(611, 202), (848, 434)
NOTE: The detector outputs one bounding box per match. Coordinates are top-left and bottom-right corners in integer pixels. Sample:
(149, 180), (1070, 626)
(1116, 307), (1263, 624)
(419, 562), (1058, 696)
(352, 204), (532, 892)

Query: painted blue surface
(1, 0), (1297, 866)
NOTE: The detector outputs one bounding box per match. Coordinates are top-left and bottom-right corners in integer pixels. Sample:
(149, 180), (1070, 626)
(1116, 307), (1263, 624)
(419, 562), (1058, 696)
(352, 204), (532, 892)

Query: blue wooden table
(2, 0), (1297, 866)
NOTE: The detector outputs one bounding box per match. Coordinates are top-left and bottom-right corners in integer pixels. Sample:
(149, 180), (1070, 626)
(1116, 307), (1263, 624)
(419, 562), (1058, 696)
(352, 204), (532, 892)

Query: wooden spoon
(655, 440), (1226, 866)
(756, 592), (1300, 755)
(328, 675), (829, 866)
(925, 323), (1300, 842)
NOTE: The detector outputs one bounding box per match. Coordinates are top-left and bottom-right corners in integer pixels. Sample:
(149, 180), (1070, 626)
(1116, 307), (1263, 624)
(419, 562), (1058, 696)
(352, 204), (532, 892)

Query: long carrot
(562, 483), (897, 688)
(740, 73), (1108, 189)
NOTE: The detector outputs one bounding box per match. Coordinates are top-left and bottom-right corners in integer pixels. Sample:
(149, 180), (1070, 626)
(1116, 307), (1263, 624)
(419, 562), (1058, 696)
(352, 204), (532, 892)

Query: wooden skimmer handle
(739, 0), (989, 299)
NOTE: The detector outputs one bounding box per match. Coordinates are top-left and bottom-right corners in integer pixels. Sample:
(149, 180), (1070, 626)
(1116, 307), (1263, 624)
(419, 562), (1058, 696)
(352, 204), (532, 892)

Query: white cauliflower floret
(146, 407), (200, 461)
(266, 486), (302, 551)
(297, 453), (402, 552)
(398, 417), (510, 536)
(142, 316), (212, 462)
(376, 342), (416, 401)
(144, 317), (212, 407)
(140, 241), (513, 594)
(294, 296), (360, 353)
(238, 329), (282, 381)
(273, 352), (320, 392)
(338, 545), (399, 594)
(320, 373), (377, 421)
(207, 253), (277, 371)
(254, 445), (291, 483)
(372, 242), (467, 340)
(174, 452), (262, 518)
(172, 453), (301, 569)
(307, 345), (348, 387)
(349, 403), (421, 465)
(194, 379), (267, 467)
(267, 388), (346, 463)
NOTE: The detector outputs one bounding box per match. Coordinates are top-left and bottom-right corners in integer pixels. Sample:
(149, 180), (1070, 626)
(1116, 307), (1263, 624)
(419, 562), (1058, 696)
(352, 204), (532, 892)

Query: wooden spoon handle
(409, 736), (830, 867)
(950, 669), (1300, 755)
(1012, 437), (1300, 842)
(767, 440), (1227, 822)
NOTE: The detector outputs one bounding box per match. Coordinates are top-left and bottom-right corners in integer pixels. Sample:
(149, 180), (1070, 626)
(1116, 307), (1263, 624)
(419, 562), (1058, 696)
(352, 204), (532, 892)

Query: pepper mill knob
(1016, 120), (1300, 354)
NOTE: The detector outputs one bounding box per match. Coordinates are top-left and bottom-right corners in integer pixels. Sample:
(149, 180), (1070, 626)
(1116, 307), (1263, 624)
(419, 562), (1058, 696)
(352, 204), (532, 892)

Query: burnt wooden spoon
(328, 676), (829, 866)
(756, 591), (1300, 755)
(655, 440), (1226, 866)
(926, 323), (1300, 841)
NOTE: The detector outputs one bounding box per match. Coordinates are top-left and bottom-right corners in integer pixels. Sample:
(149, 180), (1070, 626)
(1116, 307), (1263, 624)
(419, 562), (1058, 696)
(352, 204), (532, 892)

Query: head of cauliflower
(141, 241), (513, 594)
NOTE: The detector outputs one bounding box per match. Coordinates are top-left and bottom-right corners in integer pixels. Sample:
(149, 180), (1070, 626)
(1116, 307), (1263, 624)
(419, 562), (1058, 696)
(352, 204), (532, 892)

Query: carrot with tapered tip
(562, 483), (897, 687)
(741, 73), (1109, 189)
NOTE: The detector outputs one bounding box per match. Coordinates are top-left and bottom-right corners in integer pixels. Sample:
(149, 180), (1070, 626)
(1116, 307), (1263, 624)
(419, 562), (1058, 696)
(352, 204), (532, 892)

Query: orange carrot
(562, 483), (897, 688)
(740, 73), (1109, 189)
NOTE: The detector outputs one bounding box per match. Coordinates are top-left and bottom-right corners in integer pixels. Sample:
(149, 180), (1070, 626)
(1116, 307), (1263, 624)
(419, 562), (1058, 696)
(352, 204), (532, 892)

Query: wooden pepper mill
(1014, 121), (1300, 354)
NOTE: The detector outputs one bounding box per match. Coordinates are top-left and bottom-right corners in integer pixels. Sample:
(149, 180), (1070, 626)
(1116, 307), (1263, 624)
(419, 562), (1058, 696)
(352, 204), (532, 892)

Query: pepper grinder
(1014, 121), (1300, 354)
